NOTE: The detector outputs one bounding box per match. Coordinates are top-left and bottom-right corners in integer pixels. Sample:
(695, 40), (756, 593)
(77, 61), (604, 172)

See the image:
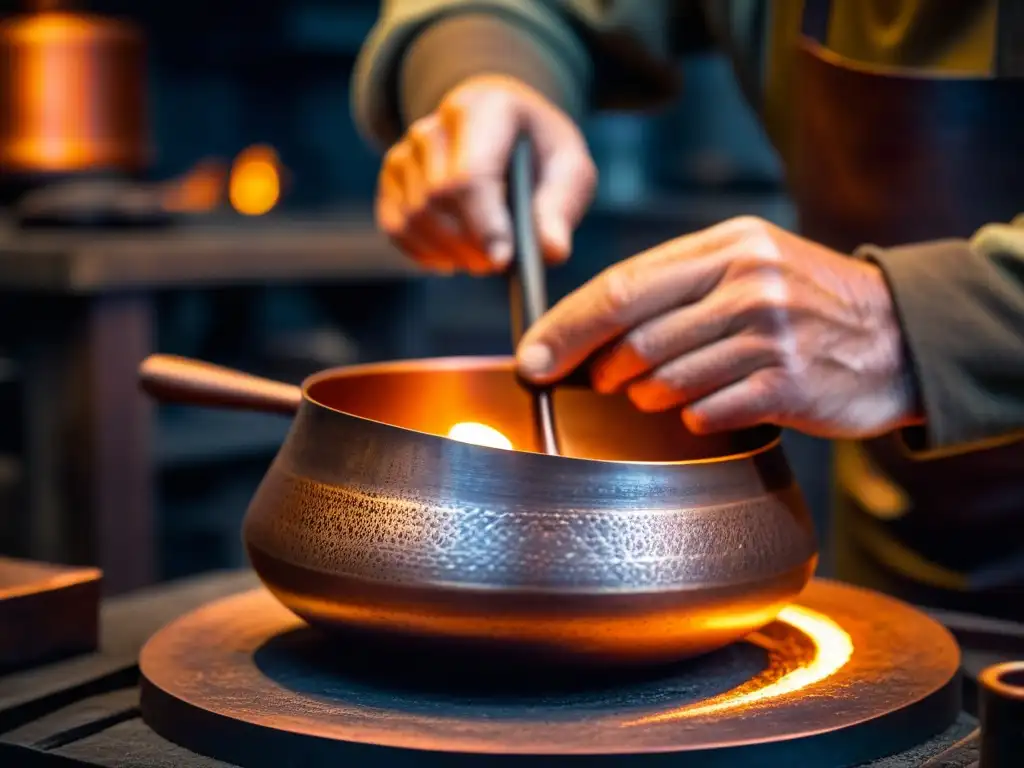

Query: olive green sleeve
(862, 216), (1024, 456)
(350, 0), (679, 150)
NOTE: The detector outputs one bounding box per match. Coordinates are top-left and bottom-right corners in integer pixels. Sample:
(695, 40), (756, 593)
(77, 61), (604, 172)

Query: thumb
(532, 143), (597, 264)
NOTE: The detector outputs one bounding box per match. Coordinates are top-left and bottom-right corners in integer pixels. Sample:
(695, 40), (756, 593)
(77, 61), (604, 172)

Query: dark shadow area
(252, 626), (769, 719)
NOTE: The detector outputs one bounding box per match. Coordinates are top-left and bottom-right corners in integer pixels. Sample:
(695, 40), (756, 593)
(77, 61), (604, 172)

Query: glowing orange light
(229, 145), (281, 216)
(625, 605), (854, 724)
(446, 422), (513, 450)
(162, 159), (226, 213)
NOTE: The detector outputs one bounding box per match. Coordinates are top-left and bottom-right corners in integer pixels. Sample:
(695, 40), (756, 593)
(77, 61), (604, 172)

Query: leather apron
(791, 0), (1024, 619)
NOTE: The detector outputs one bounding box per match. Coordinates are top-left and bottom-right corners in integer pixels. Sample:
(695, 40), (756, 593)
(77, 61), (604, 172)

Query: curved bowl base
(247, 544), (818, 666)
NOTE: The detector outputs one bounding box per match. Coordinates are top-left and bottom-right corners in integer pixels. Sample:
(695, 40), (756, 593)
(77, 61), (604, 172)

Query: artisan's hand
(517, 217), (920, 439)
(376, 74), (596, 274)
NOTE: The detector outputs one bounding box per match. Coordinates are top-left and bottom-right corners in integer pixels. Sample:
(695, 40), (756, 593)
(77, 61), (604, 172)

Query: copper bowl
(140, 354), (818, 665)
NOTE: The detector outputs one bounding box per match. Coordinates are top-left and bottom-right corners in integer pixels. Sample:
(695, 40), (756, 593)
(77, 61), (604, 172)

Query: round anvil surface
(139, 578), (961, 767)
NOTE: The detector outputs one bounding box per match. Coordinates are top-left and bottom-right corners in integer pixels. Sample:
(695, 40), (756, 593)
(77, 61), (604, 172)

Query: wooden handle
(138, 354), (302, 415)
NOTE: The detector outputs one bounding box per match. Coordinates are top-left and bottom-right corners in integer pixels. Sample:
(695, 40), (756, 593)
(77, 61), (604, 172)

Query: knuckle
(753, 368), (799, 415)
(746, 370), (780, 413)
(718, 215), (770, 245)
(381, 148), (399, 172)
(746, 234), (783, 264)
(438, 88), (470, 113)
(630, 339), (661, 369)
(376, 212), (405, 238)
(444, 85), (513, 118)
(722, 220), (783, 273)
(726, 214), (765, 232)
(735, 238), (783, 272)
(406, 115), (440, 143)
(734, 275), (793, 332)
(598, 266), (639, 321)
(375, 201), (411, 239)
(755, 277), (792, 312)
(747, 332), (785, 365)
(729, 215), (775, 238)
(622, 327), (657, 364)
(572, 150), (599, 189)
(383, 141), (412, 169)
(618, 323), (667, 364)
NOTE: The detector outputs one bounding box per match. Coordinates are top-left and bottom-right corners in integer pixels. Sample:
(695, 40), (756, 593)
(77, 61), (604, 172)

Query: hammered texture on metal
(243, 466), (814, 590)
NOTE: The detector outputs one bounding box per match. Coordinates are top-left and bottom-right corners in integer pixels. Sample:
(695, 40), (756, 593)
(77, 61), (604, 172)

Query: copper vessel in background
(0, 1), (148, 180)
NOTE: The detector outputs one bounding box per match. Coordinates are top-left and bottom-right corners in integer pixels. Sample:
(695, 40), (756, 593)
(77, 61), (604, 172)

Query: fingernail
(682, 409), (705, 434)
(518, 343), (553, 377)
(488, 240), (512, 266)
(591, 374), (614, 395)
(589, 358), (615, 394)
(627, 380), (676, 412)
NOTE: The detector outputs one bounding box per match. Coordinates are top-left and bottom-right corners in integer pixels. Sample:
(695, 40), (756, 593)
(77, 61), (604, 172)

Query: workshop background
(0, 0), (828, 594)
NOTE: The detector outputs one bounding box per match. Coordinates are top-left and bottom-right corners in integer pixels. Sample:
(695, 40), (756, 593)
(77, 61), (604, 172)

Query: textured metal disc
(139, 579), (961, 767)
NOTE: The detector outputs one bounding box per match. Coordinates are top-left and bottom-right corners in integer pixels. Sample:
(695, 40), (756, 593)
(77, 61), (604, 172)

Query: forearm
(399, 13), (588, 126)
(861, 216), (1024, 455)
(351, 0), (679, 150)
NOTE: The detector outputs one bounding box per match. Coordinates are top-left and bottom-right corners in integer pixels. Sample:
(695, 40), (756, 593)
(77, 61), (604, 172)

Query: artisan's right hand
(376, 75), (596, 274)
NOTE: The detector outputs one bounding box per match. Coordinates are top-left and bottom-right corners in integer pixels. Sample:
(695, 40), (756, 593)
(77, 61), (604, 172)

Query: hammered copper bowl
(140, 354), (818, 666)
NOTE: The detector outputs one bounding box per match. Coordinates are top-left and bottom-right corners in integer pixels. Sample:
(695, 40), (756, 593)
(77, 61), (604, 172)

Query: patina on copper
(138, 579), (962, 766)
(139, 353), (818, 665)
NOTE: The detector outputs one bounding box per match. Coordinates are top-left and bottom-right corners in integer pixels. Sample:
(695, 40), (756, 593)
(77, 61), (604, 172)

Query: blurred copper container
(0, 3), (148, 177)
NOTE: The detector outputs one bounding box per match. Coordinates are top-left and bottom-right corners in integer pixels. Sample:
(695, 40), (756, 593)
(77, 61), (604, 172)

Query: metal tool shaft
(507, 136), (560, 456)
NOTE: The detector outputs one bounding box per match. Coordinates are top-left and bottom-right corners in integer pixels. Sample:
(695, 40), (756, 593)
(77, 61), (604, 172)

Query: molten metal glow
(627, 605), (854, 724)
(229, 145), (281, 216)
(446, 422), (513, 450)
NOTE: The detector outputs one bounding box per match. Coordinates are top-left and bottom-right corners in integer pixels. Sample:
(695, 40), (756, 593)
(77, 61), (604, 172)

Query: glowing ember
(229, 145), (281, 216)
(625, 605), (854, 723)
(447, 422), (513, 450)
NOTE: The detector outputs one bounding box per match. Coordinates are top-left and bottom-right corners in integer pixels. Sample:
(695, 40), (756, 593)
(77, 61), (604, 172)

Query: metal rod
(507, 135), (560, 456)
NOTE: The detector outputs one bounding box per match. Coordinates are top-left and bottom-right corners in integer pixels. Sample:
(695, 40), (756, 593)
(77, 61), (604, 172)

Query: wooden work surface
(0, 557), (101, 672)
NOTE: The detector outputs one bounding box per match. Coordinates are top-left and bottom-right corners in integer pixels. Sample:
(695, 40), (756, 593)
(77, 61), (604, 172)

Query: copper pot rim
(297, 354), (783, 468)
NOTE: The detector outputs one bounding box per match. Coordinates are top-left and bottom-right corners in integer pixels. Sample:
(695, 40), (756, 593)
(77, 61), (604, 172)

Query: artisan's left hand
(516, 217), (921, 438)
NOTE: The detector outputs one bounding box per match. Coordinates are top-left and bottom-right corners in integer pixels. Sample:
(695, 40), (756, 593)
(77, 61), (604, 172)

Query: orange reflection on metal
(229, 145), (281, 216)
(447, 422), (513, 450)
(624, 605), (854, 724)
